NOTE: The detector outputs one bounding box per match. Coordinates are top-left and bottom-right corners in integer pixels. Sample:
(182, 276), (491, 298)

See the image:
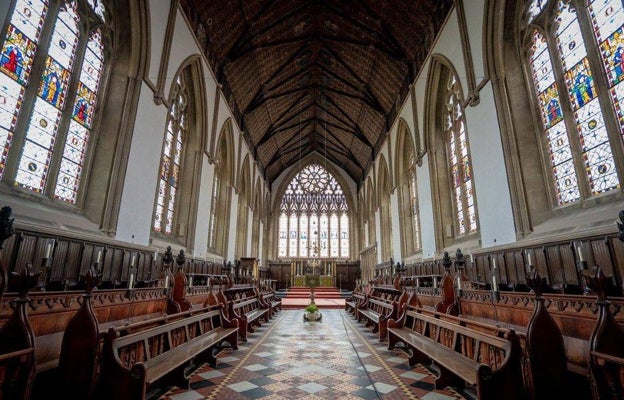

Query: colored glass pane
(288, 214), (297, 257)
(208, 176), (218, 248)
(340, 213), (349, 258)
(410, 169), (420, 250)
(589, 0), (624, 135)
(153, 75), (186, 234)
(528, 0), (547, 21)
(87, 0), (106, 21)
(0, 25), (38, 85)
(278, 214), (288, 257)
(555, 2), (619, 195)
(446, 74), (476, 236)
(299, 216), (308, 257)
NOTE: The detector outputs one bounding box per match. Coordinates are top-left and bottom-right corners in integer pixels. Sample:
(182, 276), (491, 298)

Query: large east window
(277, 163), (350, 259)
(524, 0), (623, 204)
(0, 0), (108, 204)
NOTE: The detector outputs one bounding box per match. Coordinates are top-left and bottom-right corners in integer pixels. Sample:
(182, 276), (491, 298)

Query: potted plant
(304, 302), (321, 321)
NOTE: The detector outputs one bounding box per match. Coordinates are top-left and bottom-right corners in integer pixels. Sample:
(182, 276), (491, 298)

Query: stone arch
(377, 155), (392, 261)
(395, 119), (420, 256)
(235, 154), (251, 258)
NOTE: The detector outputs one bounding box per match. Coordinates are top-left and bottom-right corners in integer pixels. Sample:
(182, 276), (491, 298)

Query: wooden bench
(388, 307), (523, 400)
(345, 292), (366, 316)
(357, 296), (398, 341)
(262, 292), (281, 319)
(584, 268), (624, 399)
(229, 296), (269, 342)
(99, 305), (238, 400)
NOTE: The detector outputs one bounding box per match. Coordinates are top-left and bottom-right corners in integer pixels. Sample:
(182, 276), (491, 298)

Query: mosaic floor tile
(158, 309), (467, 399)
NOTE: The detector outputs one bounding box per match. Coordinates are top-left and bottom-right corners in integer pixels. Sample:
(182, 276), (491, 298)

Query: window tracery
(277, 163), (349, 258)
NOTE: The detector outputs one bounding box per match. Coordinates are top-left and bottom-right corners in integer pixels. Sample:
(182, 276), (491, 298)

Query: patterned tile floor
(160, 310), (470, 400)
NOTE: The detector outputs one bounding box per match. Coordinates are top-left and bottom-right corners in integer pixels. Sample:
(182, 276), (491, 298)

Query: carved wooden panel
(110, 249), (124, 283)
(609, 237), (624, 285)
(535, 247), (550, 284)
(0, 234), (17, 272)
(590, 238), (615, 278)
(101, 247), (113, 281)
(80, 243), (94, 277)
(560, 243), (578, 285)
(50, 240), (68, 282)
(65, 242), (83, 282)
(545, 246), (564, 287)
(14, 233), (37, 273)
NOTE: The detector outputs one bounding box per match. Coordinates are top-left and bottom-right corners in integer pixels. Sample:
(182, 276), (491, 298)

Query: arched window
(409, 161), (421, 251)
(153, 74), (187, 234)
(207, 174), (219, 249)
(277, 163), (350, 259)
(0, 0), (108, 204)
(524, 0), (623, 204)
(445, 74), (477, 236)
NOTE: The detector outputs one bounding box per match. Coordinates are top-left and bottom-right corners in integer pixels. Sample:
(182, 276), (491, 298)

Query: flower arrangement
(305, 303), (319, 313)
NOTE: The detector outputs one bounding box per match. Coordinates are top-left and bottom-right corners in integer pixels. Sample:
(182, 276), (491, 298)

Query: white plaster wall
(258, 221), (264, 263)
(418, 153), (436, 259)
(432, 10), (469, 100)
(246, 208), (253, 256)
(116, 84), (167, 245)
(390, 191), (402, 262)
(375, 211), (382, 264)
(227, 192), (239, 261)
(162, 11), (202, 101)
(147, 0), (171, 88)
(463, 0), (486, 83)
(193, 160), (214, 258)
(464, 84), (516, 246)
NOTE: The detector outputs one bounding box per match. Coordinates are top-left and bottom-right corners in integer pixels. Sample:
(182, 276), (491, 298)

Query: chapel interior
(1, 0), (624, 399)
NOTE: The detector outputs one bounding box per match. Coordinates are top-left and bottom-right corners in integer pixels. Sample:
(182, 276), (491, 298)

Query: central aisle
(161, 310), (466, 399)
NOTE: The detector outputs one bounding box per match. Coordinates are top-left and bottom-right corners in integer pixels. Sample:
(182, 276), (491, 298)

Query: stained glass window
(524, 0), (621, 205)
(528, 0), (548, 21)
(589, 0), (624, 135)
(445, 75), (477, 236)
(277, 163), (350, 259)
(55, 30), (104, 202)
(208, 175), (219, 249)
(153, 74), (187, 234)
(0, 0), (108, 201)
(409, 163), (421, 250)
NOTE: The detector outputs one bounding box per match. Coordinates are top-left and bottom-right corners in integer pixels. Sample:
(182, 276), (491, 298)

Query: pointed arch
(377, 155), (392, 261)
(235, 154), (251, 258)
(425, 54), (479, 250)
(151, 57), (205, 248)
(209, 118), (235, 255)
(251, 177), (263, 257)
(273, 154), (353, 259)
(366, 176), (376, 248)
(396, 118), (421, 256)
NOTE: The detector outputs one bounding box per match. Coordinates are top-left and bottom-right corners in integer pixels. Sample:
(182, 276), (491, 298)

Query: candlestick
(189, 276), (193, 287)
(526, 250), (532, 267)
(128, 273), (134, 289)
(457, 275), (462, 290)
(165, 275), (169, 289)
(131, 254), (136, 266)
(44, 242), (52, 259)
(433, 276), (438, 289)
(577, 245), (584, 262)
(96, 250), (102, 264)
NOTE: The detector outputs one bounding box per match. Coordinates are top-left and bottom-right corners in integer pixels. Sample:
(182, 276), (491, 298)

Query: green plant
(305, 303), (318, 313)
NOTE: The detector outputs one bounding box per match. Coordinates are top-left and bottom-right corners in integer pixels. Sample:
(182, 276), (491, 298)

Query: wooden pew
(584, 267), (624, 400)
(357, 296), (397, 341)
(0, 264), (38, 400)
(229, 295), (269, 342)
(387, 307), (523, 400)
(345, 292), (366, 315)
(99, 304), (238, 400)
(261, 291), (281, 319)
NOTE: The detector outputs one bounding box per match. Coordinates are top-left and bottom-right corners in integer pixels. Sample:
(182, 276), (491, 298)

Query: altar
(290, 259), (337, 287)
(294, 274), (334, 287)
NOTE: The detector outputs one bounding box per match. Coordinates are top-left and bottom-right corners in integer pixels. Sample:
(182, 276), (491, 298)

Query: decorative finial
(525, 268), (545, 299)
(0, 205), (15, 250)
(582, 267), (610, 303)
(176, 249), (186, 267)
(442, 251), (452, 271)
(83, 266), (101, 295)
(11, 263), (41, 299)
(162, 246), (173, 266)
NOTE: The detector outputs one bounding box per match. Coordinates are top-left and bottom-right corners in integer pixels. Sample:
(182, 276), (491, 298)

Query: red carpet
(280, 286), (346, 309)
